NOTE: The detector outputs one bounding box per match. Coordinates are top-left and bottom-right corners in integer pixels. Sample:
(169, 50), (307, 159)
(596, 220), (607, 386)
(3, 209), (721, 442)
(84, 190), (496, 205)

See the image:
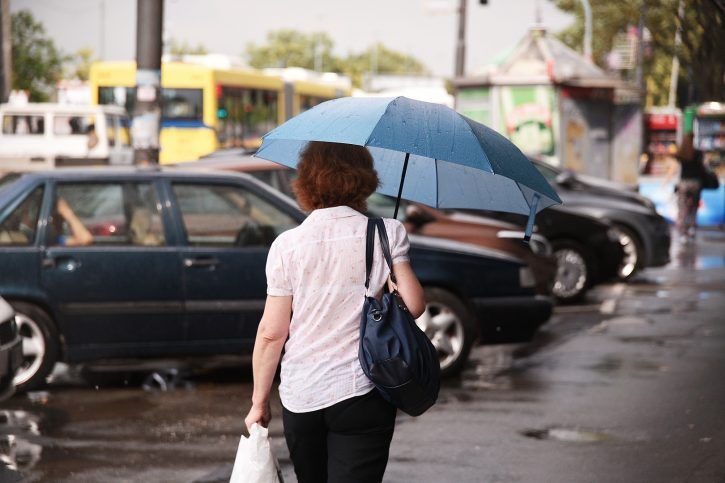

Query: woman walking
(669, 134), (706, 242)
(244, 141), (426, 483)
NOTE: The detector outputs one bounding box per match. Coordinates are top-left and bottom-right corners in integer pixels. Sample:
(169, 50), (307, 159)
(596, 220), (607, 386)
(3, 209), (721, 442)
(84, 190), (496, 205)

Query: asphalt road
(1, 231), (724, 483)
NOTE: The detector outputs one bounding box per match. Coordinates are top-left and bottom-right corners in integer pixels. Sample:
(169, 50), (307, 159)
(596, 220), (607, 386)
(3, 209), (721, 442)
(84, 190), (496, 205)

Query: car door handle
(183, 257), (220, 268)
(43, 255), (81, 271)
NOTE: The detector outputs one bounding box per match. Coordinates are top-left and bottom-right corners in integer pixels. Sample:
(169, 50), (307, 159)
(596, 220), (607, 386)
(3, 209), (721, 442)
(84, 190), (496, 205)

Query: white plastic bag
(230, 423), (282, 483)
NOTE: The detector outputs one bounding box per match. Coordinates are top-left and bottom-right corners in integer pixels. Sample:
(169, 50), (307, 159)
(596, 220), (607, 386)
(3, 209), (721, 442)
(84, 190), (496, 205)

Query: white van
(0, 103), (134, 172)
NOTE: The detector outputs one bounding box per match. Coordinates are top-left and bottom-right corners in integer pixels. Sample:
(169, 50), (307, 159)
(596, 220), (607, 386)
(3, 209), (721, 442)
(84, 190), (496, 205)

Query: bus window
(99, 86), (135, 114)
(99, 86), (203, 125)
(299, 95), (326, 113)
(217, 87), (277, 149)
(2, 115), (45, 135)
(162, 88), (203, 122)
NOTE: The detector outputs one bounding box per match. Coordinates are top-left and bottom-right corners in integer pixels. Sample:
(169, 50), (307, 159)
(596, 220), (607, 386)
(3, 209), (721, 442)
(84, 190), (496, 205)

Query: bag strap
(364, 218), (396, 291)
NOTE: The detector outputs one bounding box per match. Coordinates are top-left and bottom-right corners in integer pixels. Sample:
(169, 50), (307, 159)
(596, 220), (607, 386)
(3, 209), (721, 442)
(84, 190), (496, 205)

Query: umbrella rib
(435, 158), (439, 208)
(362, 96), (401, 147)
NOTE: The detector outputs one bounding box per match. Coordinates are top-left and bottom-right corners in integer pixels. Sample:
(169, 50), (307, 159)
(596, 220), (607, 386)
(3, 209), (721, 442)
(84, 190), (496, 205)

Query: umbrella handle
(524, 193), (541, 244)
(393, 153), (411, 220)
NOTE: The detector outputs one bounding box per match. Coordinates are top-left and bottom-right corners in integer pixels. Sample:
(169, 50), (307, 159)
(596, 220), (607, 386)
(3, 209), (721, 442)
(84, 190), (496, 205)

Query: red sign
(646, 113), (679, 131)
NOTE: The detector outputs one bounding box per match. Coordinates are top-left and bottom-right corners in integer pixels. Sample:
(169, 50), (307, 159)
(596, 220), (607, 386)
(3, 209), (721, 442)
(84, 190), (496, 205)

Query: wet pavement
(1, 230), (724, 482)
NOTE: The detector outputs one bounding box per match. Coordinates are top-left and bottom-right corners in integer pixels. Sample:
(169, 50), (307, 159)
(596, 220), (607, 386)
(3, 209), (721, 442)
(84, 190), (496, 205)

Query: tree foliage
(67, 47), (95, 81)
(247, 30), (337, 71)
(552, 0), (725, 106)
(342, 43), (428, 88)
(246, 30), (428, 88)
(168, 38), (209, 56)
(11, 10), (66, 101)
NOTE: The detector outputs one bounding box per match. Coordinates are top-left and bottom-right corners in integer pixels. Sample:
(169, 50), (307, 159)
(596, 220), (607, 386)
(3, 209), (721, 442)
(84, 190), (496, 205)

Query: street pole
(668, 0), (684, 109)
(579, 0), (593, 61)
(132, 0), (164, 166)
(99, 0), (106, 60)
(0, 0), (11, 103)
(635, 0), (646, 94)
(454, 0), (467, 77)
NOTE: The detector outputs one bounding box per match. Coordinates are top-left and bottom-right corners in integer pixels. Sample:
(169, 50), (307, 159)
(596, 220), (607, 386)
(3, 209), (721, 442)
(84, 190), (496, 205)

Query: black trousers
(282, 390), (397, 483)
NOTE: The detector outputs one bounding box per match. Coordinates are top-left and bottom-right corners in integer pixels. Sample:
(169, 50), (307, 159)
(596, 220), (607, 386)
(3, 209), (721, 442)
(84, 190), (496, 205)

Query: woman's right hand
(244, 401), (271, 432)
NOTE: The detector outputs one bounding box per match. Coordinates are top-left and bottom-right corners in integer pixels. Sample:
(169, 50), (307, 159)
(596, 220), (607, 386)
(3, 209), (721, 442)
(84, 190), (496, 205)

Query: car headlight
(519, 267), (536, 288)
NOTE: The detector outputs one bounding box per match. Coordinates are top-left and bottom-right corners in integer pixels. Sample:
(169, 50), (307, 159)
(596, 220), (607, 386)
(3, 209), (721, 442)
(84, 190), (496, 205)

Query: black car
(0, 169), (551, 389)
(0, 296), (23, 400)
(532, 158), (671, 279)
(468, 205), (624, 302)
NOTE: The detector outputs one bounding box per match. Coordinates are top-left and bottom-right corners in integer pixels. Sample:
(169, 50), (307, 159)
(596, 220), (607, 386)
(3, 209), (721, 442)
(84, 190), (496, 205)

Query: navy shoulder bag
(359, 218), (440, 417)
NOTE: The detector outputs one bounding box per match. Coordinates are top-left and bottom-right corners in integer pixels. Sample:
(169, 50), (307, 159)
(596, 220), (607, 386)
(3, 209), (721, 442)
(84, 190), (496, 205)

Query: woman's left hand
(244, 401), (271, 432)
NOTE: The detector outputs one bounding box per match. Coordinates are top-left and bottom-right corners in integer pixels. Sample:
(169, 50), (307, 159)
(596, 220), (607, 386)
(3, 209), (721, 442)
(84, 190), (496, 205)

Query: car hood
(561, 177), (656, 214)
(409, 234), (523, 264)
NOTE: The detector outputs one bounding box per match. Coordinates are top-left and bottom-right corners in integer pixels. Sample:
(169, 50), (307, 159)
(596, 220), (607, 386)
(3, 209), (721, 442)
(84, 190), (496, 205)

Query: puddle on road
(521, 427), (612, 443)
(589, 355), (669, 375)
(0, 411), (43, 473)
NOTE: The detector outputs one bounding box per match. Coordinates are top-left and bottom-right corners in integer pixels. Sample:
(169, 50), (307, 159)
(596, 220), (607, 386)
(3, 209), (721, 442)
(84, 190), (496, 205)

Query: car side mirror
(405, 205), (434, 227)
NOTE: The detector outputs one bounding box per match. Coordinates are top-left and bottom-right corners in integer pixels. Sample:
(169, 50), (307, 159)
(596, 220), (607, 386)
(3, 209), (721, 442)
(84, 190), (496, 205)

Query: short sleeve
(387, 219), (410, 264)
(266, 238), (293, 296)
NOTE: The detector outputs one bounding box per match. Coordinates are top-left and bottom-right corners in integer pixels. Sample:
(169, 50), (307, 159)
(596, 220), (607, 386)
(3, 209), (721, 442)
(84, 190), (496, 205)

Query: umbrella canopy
(255, 96), (562, 240)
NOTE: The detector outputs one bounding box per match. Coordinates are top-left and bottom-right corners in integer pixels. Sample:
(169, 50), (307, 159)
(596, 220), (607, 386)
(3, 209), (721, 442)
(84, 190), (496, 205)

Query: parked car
(184, 153), (558, 294)
(531, 158), (671, 279)
(0, 168), (552, 389)
(472, 205), (625, 302)
(0, 296), (23, 400)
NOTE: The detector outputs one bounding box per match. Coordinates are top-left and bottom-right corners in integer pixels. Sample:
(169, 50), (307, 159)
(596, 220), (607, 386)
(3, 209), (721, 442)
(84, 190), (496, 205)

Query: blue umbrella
(255, 96), (562, 241)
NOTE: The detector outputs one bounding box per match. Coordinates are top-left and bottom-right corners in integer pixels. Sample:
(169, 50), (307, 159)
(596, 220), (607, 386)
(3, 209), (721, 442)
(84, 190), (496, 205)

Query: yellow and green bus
(89, 61), (350, 164)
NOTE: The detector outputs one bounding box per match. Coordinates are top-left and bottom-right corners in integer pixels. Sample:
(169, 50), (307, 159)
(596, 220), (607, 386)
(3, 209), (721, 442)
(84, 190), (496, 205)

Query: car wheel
(415, 288), (476, 377)
(10, 302), (60, 392)
(610, 225), (642, 280)
(551, 241), (590, 303)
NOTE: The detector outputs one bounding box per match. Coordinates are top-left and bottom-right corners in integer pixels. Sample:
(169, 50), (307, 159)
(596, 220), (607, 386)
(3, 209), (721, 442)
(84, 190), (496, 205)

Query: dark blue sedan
(0, 169), (551, 390)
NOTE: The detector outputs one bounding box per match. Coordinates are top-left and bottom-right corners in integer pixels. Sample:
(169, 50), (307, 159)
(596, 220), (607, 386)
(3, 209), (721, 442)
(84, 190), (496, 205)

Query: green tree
(247, 30), (337, 71)
(246, 30), (428, 88)
(67, 47), (95, 81)
(168, 38), (209, 56)
(340, 43), (428, 88)
(552, 0), (725, 106)
(11, 10), (66, 101)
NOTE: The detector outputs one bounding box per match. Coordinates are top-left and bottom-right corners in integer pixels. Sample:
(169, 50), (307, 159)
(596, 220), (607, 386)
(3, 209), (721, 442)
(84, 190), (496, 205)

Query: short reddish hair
(293, 141), (379, 213)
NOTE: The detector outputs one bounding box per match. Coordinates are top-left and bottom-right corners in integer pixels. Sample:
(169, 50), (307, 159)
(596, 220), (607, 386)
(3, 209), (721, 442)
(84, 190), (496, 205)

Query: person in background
(85, 124), (99, 151)
(243, 141), (426, 483)
(667, 133), (705, 242)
